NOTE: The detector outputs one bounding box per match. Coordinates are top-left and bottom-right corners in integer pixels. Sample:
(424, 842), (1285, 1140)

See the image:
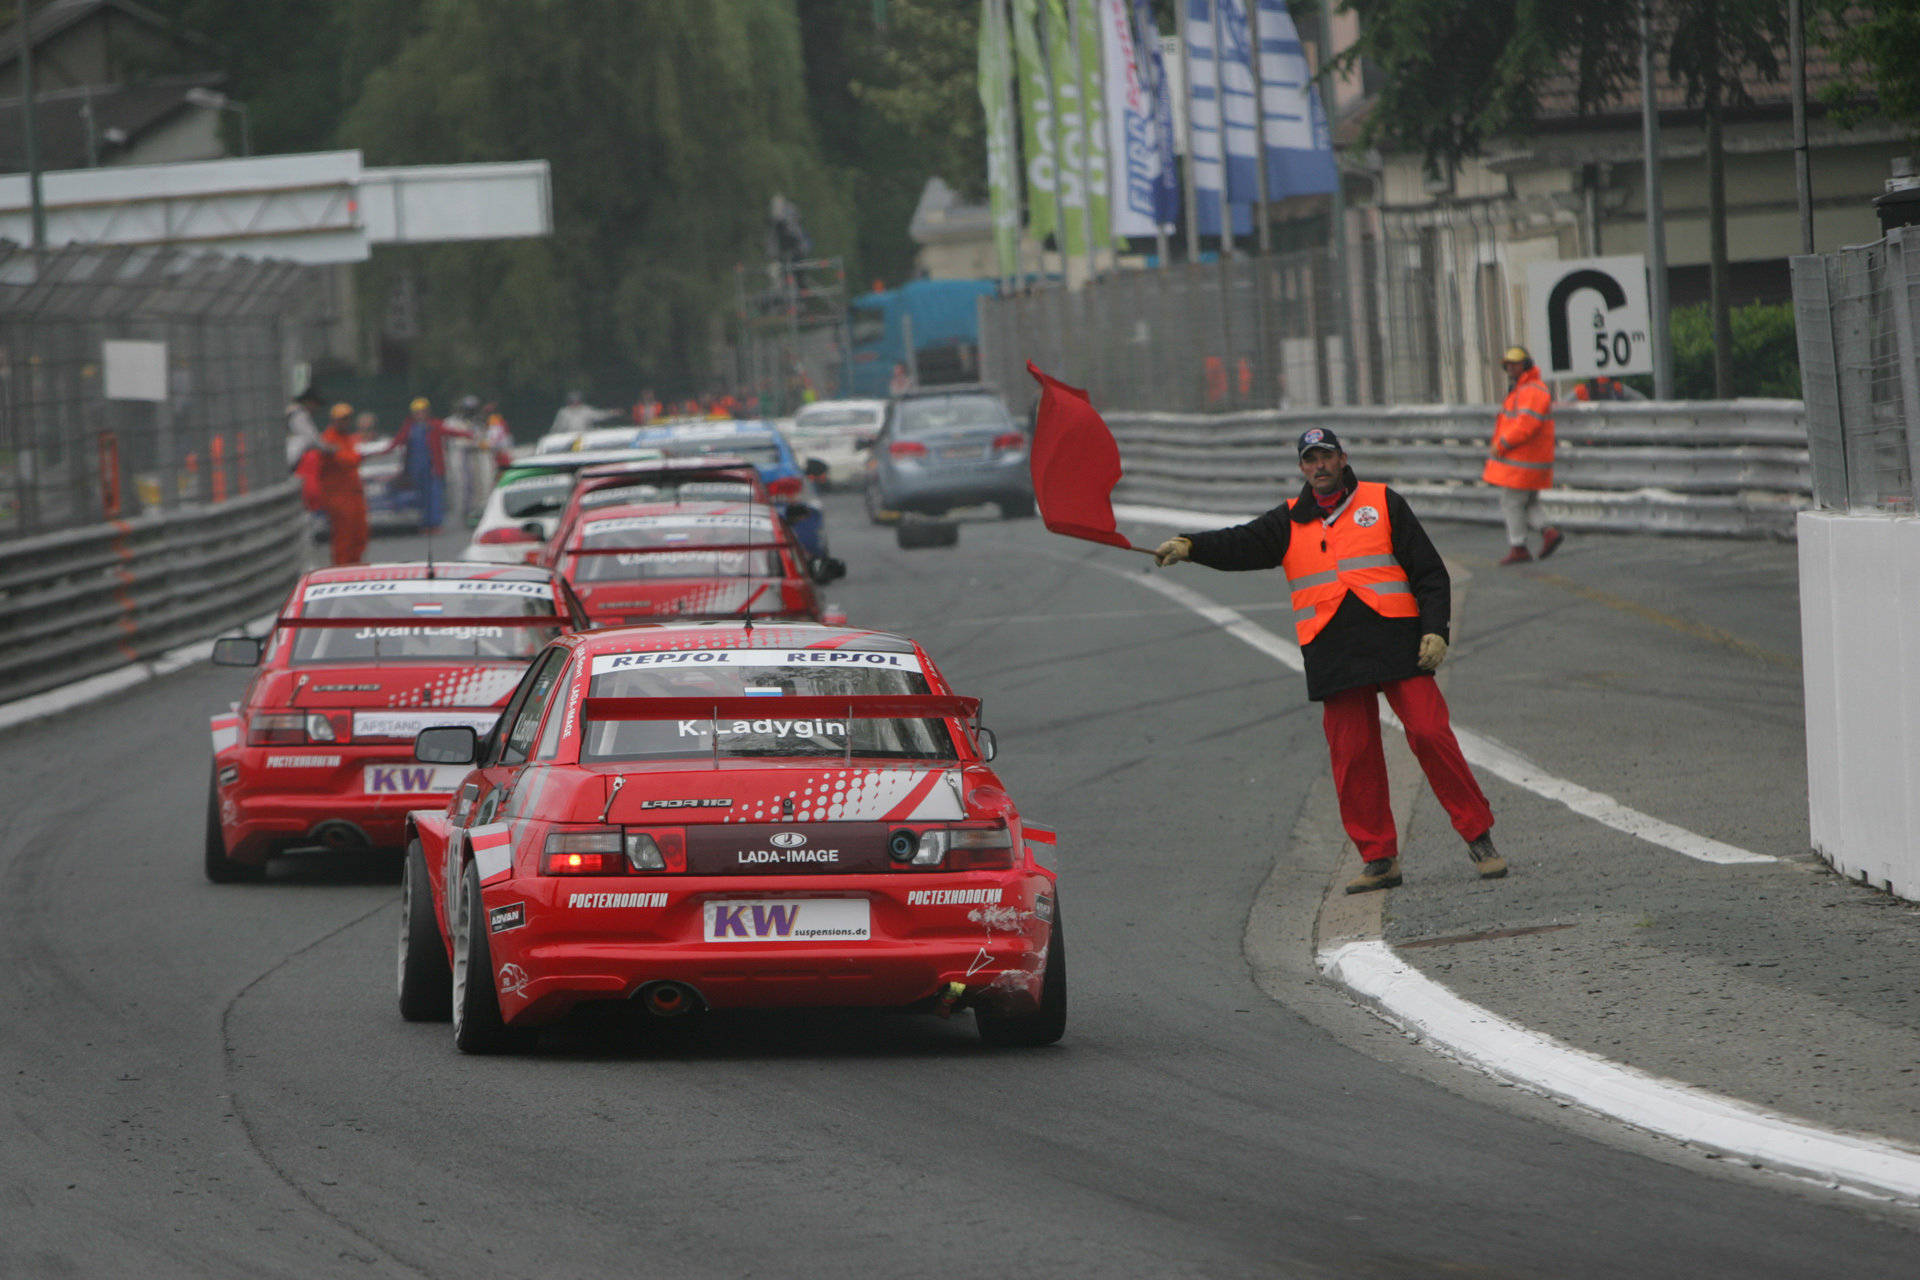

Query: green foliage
(1817, 0), (1920, 132)
(1669, 301), (1802, 399)
(339, 0), (852, 398)
(847, 0), (984, 202)
(1338, 0), (1640, 172)
(1665, 0), (1786, 112)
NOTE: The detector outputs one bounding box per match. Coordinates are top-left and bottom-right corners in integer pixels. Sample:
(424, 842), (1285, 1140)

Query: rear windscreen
(896, 397), (1010, 437)
(498, 474), (576, 519)
(581, 649), (954, 761)
(580, 481), (754, 509)
(794, 408), (880, 430)
(289, 580), (559, 664)
(661, 438), (782, 466)
(570, 513), (783, 582)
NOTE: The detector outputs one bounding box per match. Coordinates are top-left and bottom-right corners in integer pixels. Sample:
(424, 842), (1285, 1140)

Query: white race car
(460, 448), (666, 563)
(786, 399), (885, 491)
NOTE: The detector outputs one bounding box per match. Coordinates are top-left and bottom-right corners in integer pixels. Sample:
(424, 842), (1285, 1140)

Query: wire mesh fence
(1791, 229), (1920, 514)
(980, 237), (1473, 417)
(0, 241), (325, 541)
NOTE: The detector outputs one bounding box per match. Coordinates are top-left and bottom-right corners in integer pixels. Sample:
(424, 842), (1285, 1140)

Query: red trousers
(1322, 676), (1493, 863)
(322, 492), (369, 565)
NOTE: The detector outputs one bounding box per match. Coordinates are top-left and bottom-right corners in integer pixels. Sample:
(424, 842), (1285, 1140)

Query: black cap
(1297, 427), (1343, 457)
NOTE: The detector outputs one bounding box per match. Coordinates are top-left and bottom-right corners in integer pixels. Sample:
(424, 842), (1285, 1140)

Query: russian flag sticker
(413, 601), (445, 615)
(470, 823), (515, 885)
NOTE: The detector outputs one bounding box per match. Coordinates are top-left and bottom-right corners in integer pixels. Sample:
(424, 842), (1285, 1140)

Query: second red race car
(395, 621), (1064, 1052)
(205, 563), (584, 882)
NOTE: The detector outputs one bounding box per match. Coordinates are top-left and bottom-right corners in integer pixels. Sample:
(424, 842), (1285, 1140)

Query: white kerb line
(1119, 568), (1776, 866)
(1321, 938), (1920, 1203)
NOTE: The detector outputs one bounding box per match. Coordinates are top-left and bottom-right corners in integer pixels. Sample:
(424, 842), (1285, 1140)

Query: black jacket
(1183, 469), (1451, 701)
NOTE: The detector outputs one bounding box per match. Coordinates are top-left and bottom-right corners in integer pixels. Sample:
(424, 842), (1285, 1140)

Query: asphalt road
(2, 497), (1913, 1278)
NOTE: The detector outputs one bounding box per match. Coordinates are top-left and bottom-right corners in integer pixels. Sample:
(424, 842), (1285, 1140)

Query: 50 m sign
(1525, 256), (1654, 379)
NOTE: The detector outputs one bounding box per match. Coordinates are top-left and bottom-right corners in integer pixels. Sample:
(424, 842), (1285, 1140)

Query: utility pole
(20, 2), (46, 251)
(1639, 0), (1673, 400)
(1179, 22), (1200, 263)
(1320, 0), (1355, 405)
(1790, 0), (1813, 254)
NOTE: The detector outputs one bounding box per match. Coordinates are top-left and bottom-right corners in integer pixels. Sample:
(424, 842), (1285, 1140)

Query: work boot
(1498, 545), (1532, 565)
(1345, 857), (1403, 894)
(1538, 527), (1565, 560)
(1466, 833), (1508, 879)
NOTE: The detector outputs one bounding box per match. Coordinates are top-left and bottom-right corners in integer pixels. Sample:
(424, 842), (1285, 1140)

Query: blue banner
(1255, 0), (1337, 201)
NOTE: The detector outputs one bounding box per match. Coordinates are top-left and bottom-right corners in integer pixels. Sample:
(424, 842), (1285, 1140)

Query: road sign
(1525, 255), (1653, 379)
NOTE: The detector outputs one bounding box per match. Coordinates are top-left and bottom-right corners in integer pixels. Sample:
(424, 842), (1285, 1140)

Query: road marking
(1114, 567), (1777, 865)
(0, 612), (278, 735)
(1319, 938), (1920, 1204)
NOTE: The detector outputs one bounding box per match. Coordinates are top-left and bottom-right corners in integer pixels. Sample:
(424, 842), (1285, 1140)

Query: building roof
(0, 0), (208, 67)
(0, 74), (224, 172)
(909, 177), (993, 245)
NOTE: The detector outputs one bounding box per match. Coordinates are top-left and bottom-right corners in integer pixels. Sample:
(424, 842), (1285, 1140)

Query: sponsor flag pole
(1011, 0), (1060, 271)
(1025, 360), (1150, 553)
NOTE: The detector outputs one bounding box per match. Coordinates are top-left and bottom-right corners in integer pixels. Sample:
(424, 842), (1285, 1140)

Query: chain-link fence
(980, 223), (1517, 417)
(0, 241), (325, 541)
(1791, 231), (1920, 514)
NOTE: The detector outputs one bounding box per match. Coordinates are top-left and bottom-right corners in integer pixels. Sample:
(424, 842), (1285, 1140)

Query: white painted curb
(1320, 939), (1920, 1203)
(0, 613), (277, 735)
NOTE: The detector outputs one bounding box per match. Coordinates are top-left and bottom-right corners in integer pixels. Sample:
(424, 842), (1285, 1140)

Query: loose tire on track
(976, 907), (1067, 1047)
(896, 519), (959, 550)
(398, 839), (452, 1022)
(204, 770), (262, 884)
(451, 860), (537, 1053)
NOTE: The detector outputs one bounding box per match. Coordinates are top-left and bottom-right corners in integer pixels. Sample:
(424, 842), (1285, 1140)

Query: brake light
(478, 526), (539, 543)
(992, 432), (1027, 452)
(768, 475), (804, 497)
(888, 440), (928, 458)
(540, 827), (686, 874)
(905, 825), (1014, 870)
(246, 711), (344, 745)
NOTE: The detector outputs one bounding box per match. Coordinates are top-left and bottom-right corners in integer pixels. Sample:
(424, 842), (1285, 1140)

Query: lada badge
(770, 832), (808, 848)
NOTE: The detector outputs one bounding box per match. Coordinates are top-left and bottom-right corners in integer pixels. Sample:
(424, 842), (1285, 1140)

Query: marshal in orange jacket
(1483, 366), (1555, 491)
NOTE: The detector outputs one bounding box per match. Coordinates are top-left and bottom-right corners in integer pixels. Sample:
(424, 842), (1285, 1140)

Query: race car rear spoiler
(562, 543), (784, 556)
(273, 615), (572, 628)
(582, 695), (982, 722)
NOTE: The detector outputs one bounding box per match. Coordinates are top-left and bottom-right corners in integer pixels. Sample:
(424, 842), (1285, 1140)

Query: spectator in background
(392, 396), (454, 534)
(285, 386), (323, 471)
(550, 390), (602, 437)
(317, 403), (368, 565)
(444, 395), (485, 525)
(354, 410), (381, 448)
(482, 405), (515, 470)
(632, 390), (663, 425)
(889, 361), (914, 396)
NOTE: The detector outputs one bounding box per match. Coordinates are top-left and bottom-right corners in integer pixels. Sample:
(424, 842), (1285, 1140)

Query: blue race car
(626, 420), (830, 558)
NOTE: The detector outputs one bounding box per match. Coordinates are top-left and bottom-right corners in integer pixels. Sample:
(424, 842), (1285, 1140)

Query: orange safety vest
(1280, 481), (1419, 645)
(1483, 366), (1555, 490)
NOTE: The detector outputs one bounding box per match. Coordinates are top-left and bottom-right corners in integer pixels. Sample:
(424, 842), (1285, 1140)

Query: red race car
(205, 563), (585, 882)
(395, 621), (1064, 1052)
(557, 496), (829, 626)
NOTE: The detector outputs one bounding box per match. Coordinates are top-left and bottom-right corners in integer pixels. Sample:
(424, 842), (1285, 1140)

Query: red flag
(1026, 361), (1132, 550)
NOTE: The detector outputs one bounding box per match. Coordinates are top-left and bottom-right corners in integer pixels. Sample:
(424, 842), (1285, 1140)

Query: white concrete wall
(1798, 510), (1920, 899)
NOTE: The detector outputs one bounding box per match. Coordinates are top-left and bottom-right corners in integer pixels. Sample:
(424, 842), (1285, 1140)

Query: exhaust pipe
(639, 981), (701, 1018)
(307, 820), (371, 851)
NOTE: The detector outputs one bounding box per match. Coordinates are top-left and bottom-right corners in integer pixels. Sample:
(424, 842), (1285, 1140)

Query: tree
(1340, 0), (1786, 398)
(1817, 1), (1920, 132)
(337, 0), (851, 398)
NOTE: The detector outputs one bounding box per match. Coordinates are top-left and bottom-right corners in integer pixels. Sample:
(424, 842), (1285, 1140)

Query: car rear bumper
(482, 872), (1055, 1024)
(218, 755), (459, 862)
(881, 460), (1032, 514)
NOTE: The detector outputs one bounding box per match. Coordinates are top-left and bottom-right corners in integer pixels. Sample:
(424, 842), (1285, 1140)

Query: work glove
(1417, 633), (1448, 671)
(1153, 536), (1192, 567)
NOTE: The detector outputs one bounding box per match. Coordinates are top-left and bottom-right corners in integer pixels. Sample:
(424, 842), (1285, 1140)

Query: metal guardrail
(1109, 401), (1810, 539)
(0, 481), (305, 705)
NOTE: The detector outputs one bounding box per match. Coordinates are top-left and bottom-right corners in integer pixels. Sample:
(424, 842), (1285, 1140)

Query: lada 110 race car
(395, 622), (1063, 1052)
(204, 563), (585, 882)
(557, 496), (831, 627)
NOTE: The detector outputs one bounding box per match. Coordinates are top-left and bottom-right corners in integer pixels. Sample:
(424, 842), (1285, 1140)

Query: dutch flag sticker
(413, 601), (445, 615)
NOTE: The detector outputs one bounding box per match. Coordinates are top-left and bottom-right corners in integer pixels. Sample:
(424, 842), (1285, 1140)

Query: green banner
(1043, 0), (1088, 258)
(1009, 0), (1056, 248)
(979, 0), (1020, 277)
(1074, 0), (1110, 250)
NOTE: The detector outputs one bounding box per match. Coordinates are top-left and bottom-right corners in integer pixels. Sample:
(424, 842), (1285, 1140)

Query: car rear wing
(273, 615), (573, 629)
(562, 542), (786, 557)
(583, 695), (981, 722)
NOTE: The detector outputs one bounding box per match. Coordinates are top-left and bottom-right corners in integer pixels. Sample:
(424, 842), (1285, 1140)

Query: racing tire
(975, 908), (1067, 1048)
(895, 520), (959, 550)
(451, 860), (538, 1054)
(999, 494), (1037, 520)
(397, 839), (453, 1022)
(204, 770), (263, 884)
